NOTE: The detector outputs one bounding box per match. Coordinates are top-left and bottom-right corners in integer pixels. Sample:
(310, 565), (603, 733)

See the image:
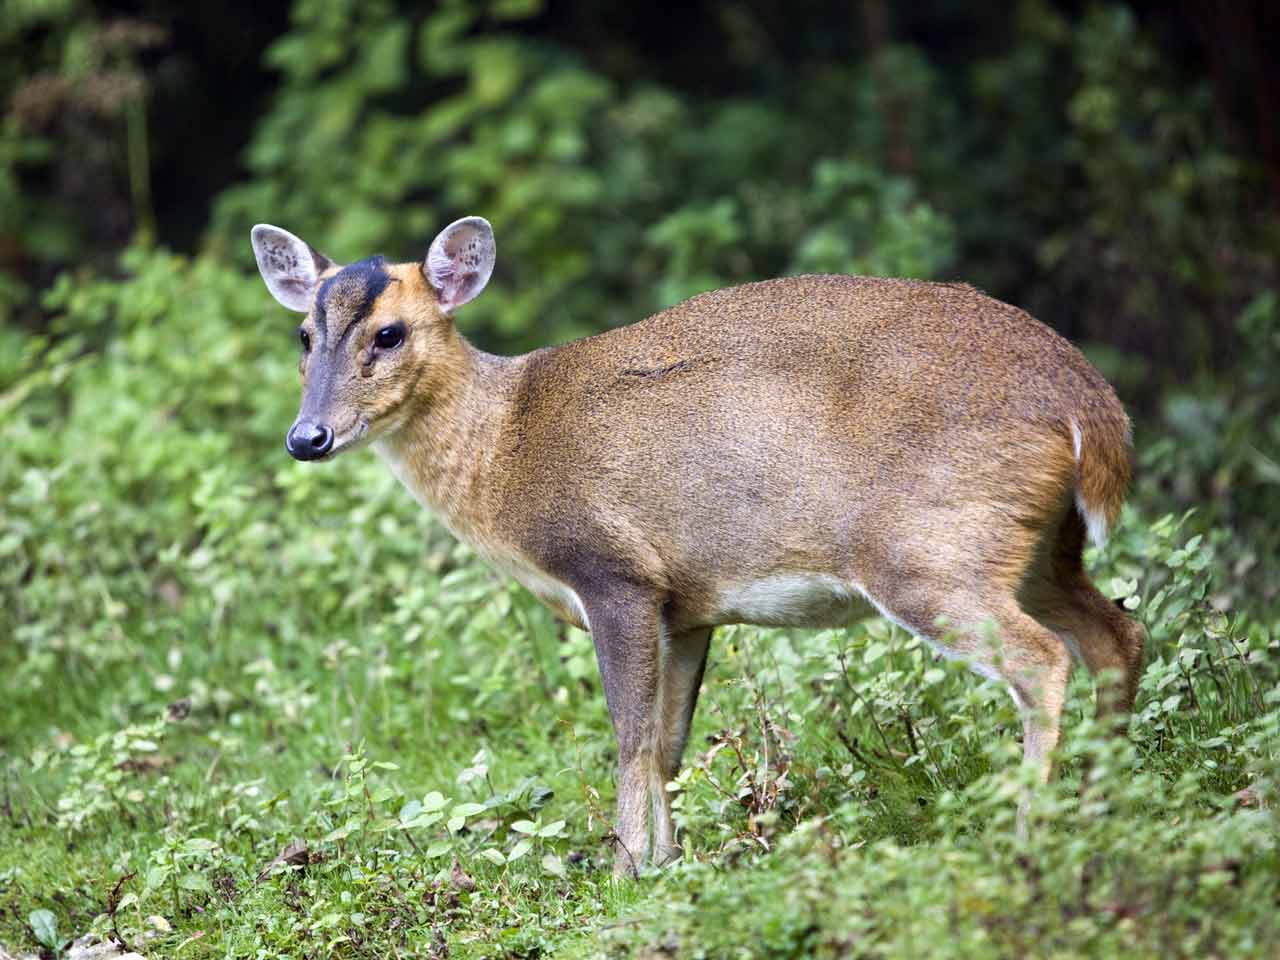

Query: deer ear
(251, 224), (333, 312)
(423, 216), (495, 313)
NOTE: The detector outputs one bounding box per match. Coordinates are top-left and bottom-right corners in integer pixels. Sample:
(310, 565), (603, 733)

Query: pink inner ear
(426, 219), (492, 311)
(438, 272), (478, 310)
(279, 278), (309, 300)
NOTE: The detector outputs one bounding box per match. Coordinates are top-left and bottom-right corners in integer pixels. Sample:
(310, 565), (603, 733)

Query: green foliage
(3, 1), (1280, 956)
(27, 908), (61, 955)
(1, 246), (1277, 957)
(0, 1), (163, 322)
(36, 714), (169, 832)
(592, 745), (1279, 958)
(1132, 291), (1280, 603)
(959, 1), (1273, 377)
(208, 1), (958, 351)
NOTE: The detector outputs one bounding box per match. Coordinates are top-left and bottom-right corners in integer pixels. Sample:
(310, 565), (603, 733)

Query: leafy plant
(34, 715), (170, 832)
(28, 908), (62, 955)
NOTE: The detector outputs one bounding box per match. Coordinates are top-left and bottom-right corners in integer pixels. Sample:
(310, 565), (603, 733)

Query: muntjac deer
(252, 216), (1145, 874)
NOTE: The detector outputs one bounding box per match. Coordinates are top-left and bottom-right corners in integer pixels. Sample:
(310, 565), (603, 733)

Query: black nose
(286, 420), (334, 461)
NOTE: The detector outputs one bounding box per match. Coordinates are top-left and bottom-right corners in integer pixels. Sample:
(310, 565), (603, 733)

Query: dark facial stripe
(314, 255), (393, 339)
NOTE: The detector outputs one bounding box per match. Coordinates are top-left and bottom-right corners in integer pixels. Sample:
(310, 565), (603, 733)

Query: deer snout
(286, 419), (334, 461)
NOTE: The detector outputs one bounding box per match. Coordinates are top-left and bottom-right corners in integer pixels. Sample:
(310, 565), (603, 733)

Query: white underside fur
(491, 557), (591, 631)
(714, 573), (1004, 683)
(713, 573), (876, 628)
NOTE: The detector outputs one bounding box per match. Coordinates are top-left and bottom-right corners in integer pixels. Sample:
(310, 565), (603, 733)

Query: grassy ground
(2, 255), (1278, 957)
(2, 505), (1277, 959)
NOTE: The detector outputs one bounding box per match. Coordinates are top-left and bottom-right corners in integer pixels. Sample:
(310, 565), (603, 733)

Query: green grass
(2, 251), (1278, 957)
(2, 539), (1277, 959)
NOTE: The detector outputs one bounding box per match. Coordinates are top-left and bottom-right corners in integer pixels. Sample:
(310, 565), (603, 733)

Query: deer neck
(373, 335), (519, 544)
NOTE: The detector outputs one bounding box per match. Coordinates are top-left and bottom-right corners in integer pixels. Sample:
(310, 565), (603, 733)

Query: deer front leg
(582, 590), (664, 877)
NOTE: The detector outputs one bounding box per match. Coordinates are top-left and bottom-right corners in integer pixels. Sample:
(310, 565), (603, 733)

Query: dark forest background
(5, 1), (1279, 370)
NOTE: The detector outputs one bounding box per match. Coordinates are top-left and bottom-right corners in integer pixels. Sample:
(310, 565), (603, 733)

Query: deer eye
(298, 327), (311, 352)
(375, 323), (405, 349)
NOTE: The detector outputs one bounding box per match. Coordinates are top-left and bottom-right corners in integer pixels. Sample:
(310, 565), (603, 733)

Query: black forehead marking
(314, 256), (393, 338)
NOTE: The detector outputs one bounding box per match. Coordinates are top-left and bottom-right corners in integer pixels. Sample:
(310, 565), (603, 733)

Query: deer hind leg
(859, 576), (1072, 834)
(1064, 583), (1145, 726)
(651, 627), (712, 865)
(1021, 511), (1146, 731)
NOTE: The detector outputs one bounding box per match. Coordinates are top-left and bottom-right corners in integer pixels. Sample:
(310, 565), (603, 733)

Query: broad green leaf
(402, 811), (443, 830)
(179, 872), (212, 892)
(323, 818), (360, 843)
(541, 853), (566, 878)
(29, 909), (59, 949)
(399, 800), (423, 823)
